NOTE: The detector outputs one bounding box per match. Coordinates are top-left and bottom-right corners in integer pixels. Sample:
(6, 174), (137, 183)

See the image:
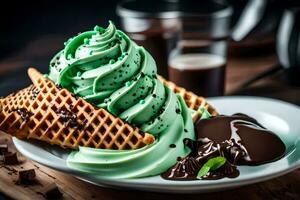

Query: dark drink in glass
(167, 0), (232, 97)
(169, 53), (226, 97)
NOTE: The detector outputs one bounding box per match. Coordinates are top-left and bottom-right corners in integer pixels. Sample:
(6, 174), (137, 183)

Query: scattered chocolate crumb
(18, 169), (36, 185)
(31, 89), (40, 100)
(4, 152), (19, 165)
(71, 93), (79, 100)
(55, 84), (63, 90)
(41, 183), (63, 199)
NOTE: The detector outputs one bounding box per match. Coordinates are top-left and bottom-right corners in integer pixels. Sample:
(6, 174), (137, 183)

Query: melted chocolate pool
(162, 113), (286, 181)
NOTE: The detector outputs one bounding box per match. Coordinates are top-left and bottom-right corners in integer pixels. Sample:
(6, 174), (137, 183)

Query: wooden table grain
(0, 37), (300, 200)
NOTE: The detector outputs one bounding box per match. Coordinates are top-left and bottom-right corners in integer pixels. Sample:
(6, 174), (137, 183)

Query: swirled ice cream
(48, 21), (195, 178)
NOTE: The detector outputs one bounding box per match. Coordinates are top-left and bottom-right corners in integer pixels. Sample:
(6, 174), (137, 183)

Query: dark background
(0, 0), (121, 58)
(0, 0), (122, 96)
(0, 1), (120, 198)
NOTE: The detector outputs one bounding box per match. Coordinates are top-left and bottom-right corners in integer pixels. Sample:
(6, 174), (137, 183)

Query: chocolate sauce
(162, 114), (285, 181)
(55, 107), (83, 130)
(11, 108), (33, 122)
(196, 114), (286, 165)
(162, 138), (240, 180)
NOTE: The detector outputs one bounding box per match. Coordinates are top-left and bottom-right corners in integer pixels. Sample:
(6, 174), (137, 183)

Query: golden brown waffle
(158, 75), (218, 116)
(0, 68), (155, 150)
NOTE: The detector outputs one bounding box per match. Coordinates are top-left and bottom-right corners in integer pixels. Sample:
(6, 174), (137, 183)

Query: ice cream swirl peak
(48, 22), (195, 178)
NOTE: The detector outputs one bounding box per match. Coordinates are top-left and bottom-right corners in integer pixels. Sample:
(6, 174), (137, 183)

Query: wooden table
(1, 37), (300, 200)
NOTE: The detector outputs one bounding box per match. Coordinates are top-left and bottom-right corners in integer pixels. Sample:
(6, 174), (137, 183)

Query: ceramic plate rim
(12, 96), (300, 193)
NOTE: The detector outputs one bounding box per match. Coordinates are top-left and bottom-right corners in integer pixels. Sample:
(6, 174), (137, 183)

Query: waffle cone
(0, 68), (155, 150)
(0, 68), (217, 150)
(158, 75), (218, 118)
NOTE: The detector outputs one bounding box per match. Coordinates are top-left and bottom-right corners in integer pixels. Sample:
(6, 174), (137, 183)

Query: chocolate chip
(169, 144), (176, 148)
(184, 129), (188, 132)
(152, 94), (157, 98)
(4, 152), (18, 165)
(41, 183), (63, 199)
(56, 84), (63, 90)
(175, 108), (181, 114)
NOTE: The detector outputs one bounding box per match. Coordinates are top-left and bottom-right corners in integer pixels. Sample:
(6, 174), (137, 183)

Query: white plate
(13, 96), (300, 193)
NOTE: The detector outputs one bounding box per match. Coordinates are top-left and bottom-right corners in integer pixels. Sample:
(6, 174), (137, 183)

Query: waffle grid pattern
(0, 69), (155, 149)
(158, 76), (218, 116)
(0, 68), (217, 150)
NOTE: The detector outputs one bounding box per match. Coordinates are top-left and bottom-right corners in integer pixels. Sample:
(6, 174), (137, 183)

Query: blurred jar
(168, 0), (233, 97)
(117, 0), (181, 78)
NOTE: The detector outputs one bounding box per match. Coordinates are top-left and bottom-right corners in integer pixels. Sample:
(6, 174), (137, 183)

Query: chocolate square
(4, 152), (18, 165)
(18, 169), (36, 184)
(42, 183), (63, 199)
(0, 144), (8, 154)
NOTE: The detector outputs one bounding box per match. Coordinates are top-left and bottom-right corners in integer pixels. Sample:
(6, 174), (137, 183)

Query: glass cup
(117, 0), (181, 78)
(168, 0), (233, 97)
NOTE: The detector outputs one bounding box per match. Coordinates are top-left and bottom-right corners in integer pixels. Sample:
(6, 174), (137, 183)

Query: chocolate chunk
(0, 144), (8, 154)
(42, 183), (63, 199)
(4, 152), (18, 165)
(18, 169), (36, 184)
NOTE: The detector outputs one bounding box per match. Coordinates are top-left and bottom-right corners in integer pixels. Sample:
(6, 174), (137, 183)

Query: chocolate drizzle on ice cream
(162, 113), (286, 181)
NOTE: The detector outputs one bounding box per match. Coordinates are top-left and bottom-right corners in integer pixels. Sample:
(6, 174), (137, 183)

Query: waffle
(158, 75), (218, 116)
(0, 68), (155, 150)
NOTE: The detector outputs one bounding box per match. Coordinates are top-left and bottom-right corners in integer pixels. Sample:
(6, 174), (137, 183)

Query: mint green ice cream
(48, 21), (195, 178)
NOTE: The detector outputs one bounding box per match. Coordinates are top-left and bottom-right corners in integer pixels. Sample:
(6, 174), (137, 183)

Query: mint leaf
(197, 157), (227, 178)
(199, 107), (212, 119)
(197, 165), (210, 178)
(209, 156), (227, 170)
